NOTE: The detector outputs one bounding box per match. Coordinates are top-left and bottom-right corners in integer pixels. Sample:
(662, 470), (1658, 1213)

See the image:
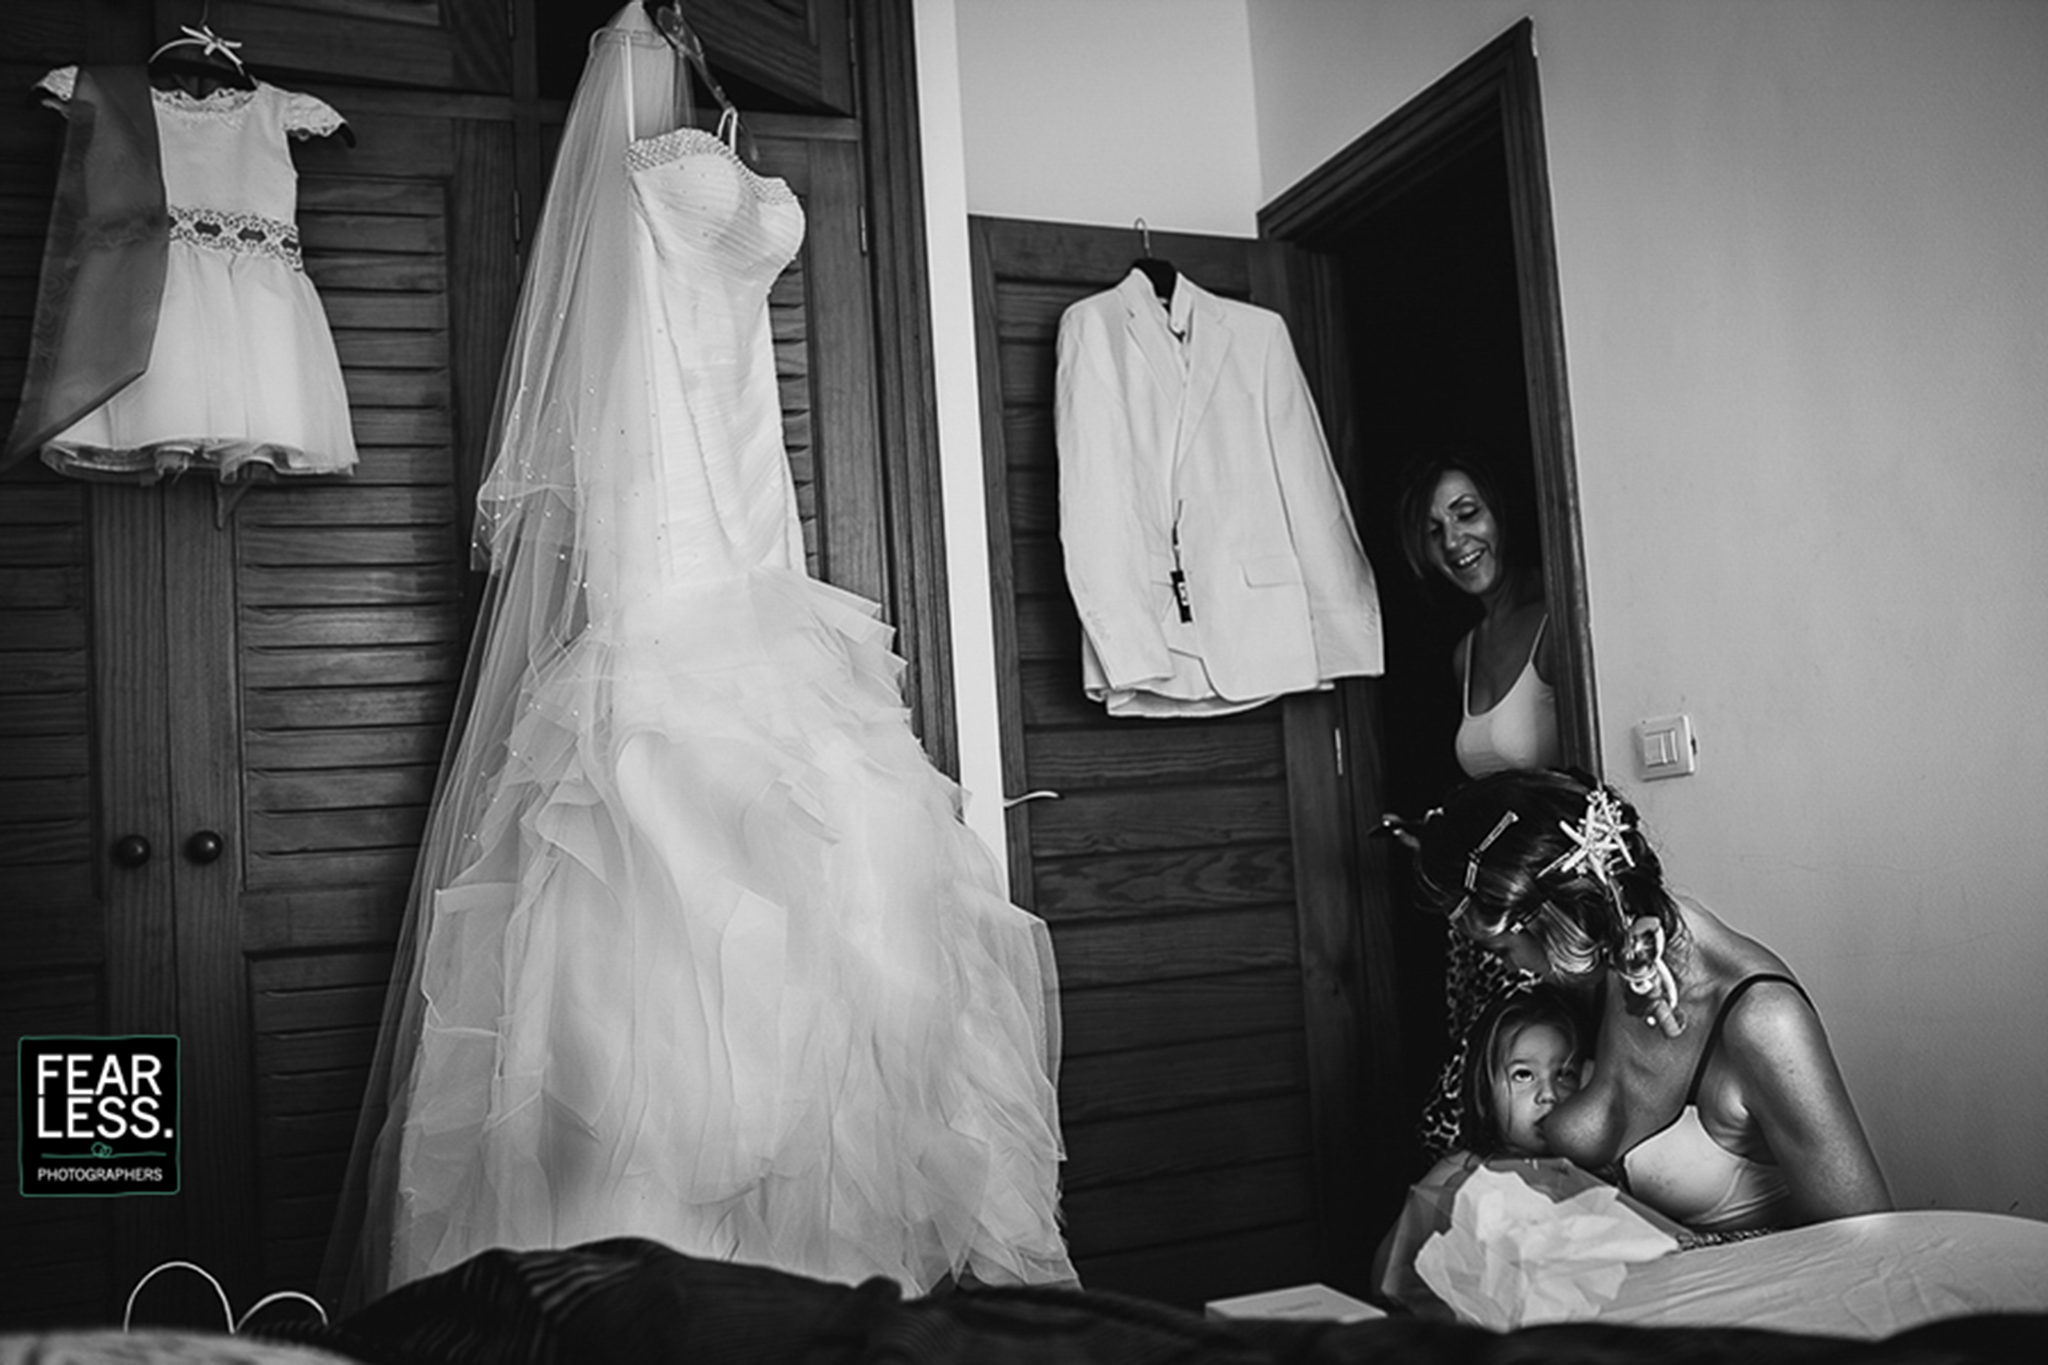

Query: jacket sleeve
(1055, 300), (1173, 690)
(1260, 317), (1384, 678)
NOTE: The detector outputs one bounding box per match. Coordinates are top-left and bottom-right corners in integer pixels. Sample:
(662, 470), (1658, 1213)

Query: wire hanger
(1131, 218), (1177, 303)
(149, 2), (255, 93)
(643, 1), (757, 162)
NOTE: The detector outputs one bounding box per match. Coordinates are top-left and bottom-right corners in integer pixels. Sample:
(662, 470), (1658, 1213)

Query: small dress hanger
(1130, 218), (1177, 302)
(148, 21), (256, 94)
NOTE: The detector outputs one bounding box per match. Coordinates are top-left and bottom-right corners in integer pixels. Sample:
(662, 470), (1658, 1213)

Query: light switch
(1635, 714), (1697, 780)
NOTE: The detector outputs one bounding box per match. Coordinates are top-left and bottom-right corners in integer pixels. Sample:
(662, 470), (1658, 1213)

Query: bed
(4, 1220), (2043, 1364)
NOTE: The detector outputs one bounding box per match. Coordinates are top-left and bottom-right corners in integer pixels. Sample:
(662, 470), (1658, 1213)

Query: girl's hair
(1414, 768), (1676, 983)
(1460, 984), (1585, 1158)
(1393, 447), (1523, 583)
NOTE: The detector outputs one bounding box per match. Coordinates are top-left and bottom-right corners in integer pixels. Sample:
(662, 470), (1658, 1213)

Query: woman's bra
(1620, 973), (1807, 1233)
(1454, 614), (1559, 777)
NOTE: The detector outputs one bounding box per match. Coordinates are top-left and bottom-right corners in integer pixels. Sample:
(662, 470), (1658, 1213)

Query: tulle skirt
(385, 565), (1073, 1292)
(42, 240), (357, 483)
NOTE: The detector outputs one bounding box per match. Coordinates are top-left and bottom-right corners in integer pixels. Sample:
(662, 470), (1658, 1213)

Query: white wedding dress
(367, 6), (1073, 1297)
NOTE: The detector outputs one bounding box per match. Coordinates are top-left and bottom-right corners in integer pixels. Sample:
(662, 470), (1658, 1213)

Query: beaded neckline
(625, 125), (795, 204)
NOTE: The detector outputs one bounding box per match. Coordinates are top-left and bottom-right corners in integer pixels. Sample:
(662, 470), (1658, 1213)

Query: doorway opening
(1260, 18), (1596, 1171)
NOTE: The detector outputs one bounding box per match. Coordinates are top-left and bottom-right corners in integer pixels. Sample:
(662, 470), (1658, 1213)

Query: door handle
(111, 834), (153, 868)
(183, 830), (225, 865)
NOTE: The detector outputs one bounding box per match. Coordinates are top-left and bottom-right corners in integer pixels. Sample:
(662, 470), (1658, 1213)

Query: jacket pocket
(1240, 554), (1303, 587)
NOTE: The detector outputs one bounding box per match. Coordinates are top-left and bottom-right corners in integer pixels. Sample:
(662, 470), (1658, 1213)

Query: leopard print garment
(1417, 924), (1537, 1160)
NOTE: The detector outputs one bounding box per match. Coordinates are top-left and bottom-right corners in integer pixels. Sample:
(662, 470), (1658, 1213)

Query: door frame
(1257, 17), (1598, 773)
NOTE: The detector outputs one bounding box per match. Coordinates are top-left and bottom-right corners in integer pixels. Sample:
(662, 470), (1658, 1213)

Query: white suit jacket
(1055, 269), (1383, 718)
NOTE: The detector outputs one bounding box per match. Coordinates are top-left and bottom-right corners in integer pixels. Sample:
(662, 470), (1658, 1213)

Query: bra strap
(1683, 972), (1809, 1104)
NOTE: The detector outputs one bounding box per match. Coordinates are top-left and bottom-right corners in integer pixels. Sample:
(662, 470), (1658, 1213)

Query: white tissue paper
(1413, 1164), (1680, 1329)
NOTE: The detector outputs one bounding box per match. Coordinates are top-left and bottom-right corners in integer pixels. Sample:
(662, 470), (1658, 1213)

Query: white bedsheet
(1596, 1210), (2048, 1338)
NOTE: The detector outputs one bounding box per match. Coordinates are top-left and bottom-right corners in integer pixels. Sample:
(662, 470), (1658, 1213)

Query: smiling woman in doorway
(1394, 447), (1564, 1159)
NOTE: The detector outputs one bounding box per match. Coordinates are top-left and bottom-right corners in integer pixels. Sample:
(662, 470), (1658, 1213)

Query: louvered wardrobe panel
(0, 471), (117, 1328)
(755, 117), (881, 598)
(0, 15), (181, 1324)
(156, 0), (514, 94)
(968, 217), (1376, 1307)
(205, 97), (519, 1301)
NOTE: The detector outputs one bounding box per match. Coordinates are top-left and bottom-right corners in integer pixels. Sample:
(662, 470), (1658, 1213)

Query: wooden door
(968, 217), (1405, 1307)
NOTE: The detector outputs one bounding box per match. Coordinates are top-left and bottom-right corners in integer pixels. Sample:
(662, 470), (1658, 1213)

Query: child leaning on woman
(1370, 984), (1691, 1315)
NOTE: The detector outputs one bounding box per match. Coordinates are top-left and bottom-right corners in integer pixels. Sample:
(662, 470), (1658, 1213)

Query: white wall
(933, 0), (2048, 1218)
(954, 0), (1263, 235)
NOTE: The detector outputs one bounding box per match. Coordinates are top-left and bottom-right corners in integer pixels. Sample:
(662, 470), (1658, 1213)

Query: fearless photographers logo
(19, 1036), (179, 1197)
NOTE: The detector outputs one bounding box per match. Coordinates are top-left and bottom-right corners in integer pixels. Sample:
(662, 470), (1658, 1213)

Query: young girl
(1456, 984), (1585, 1160)
(1372, 986), (1686, 1313)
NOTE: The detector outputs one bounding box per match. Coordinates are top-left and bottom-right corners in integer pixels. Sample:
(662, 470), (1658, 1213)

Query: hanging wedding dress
(333, 4), (1073, 1301)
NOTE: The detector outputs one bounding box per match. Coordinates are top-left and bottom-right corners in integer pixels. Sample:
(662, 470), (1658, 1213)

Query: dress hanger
(642, 1), (758, 162)
(1130, 218), (1177, 303)
(146, 6), (356, 145)
(148, 13), (256, 94)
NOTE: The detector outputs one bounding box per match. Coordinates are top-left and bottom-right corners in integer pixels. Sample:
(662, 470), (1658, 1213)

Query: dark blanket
(268, 1237), (2045, 1365)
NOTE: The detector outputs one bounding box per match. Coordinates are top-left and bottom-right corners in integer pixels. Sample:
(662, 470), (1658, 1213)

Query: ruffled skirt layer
(387, 567), (1073, 1293)
(44, 240), (357, 483)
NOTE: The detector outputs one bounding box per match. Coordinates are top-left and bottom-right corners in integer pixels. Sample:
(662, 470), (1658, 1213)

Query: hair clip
(1448, 810), (1520, 925)
(1464, 810), (1519, 891)
(1618, 914), (1684, 1036)
(1540, 786), (1634, 887)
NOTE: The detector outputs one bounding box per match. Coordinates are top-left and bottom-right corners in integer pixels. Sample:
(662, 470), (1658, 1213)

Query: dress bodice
(619, 127), (809, 589)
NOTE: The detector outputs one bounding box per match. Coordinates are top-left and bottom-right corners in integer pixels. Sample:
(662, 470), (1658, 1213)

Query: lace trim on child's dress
(280, 89), (347, 140)
(153, 83), (261, 120)
(625, 126), (796, 203)
(170, 205), (304, 270)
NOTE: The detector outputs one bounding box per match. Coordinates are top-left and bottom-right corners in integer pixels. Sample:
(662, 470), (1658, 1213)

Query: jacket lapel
(1118, 269), (1186, 403)
(1177, 278), (1232, 443)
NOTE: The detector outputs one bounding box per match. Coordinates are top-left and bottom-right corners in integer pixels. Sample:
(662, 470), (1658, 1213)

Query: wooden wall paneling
(969, 214), (1353, 1306)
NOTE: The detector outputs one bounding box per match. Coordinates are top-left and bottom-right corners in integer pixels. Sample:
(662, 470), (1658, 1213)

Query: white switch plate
(1636, 713), (1697, 780)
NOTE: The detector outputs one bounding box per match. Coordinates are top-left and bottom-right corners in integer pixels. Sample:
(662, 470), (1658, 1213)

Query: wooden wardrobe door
(684, 0), (854, 114)
(171, 96), (518, 1308)
(752, 115), (882, 596)
(0, 61), (520, 1323)
(968, 217), (1383, 1305)
(0, 6), (183, 1325)
(153, 0), (514, 94)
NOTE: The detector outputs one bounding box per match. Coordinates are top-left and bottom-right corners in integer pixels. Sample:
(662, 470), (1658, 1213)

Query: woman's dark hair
(1414, 768), (1676, 982)
(1460, 984), (1585, 1158)
(1393, 447), (1519, 583)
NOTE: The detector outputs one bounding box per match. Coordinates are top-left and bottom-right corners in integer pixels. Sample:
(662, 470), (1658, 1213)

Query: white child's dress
(34, 67), (357, 483)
